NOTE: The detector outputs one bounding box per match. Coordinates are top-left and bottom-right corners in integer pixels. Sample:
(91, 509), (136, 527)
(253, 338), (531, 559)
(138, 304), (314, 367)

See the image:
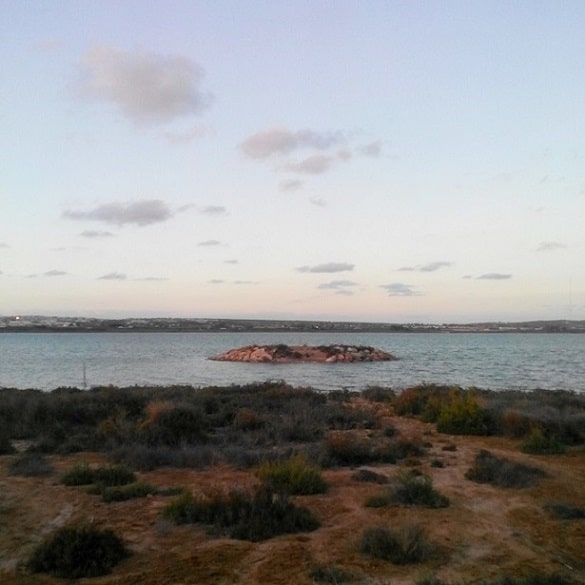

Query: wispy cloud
(197, 239), (222, 247)
(536, 241), (567, 252)
(380, 282), (420, 296)
(318, 280), (358, 295)
(309, 196), (327, 207)
(0, 242), (9, 249)
(234, 280), (259, 285)
(399, 261), (453, 273)
(297, 262), (354, 274)
(209, 279), (224, 284)
(359, 140), (383, 157)
(279, 179), (303, 192)
(198, 205), (227, 216)
(224, 259), (238, 264)
(64, 199), (176, 227)
(78, 46), (212, 125)
(477, 273), (512, 280)
(44, 270), (68, 277)
(134, 276), (168, 281)
(80, 230), (115, 238)
(318, 279), (358, 290)
(286, 154), (334, 175)
(240, 127), (343, 159)
(98, 272), (127, 280)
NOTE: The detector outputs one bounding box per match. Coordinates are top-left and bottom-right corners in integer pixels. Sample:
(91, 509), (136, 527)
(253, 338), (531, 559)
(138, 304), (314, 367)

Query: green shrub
(101, 481), (157, 503)
(366, 471), (449, 509)
(60, 462), (96, 486)
(520, 428), (565, 454)
(359, 524), (432, 564)
(8, 453), (54, 477)
(61, 463), (136, 488)
(163, 485), (320, 541)
(436, 391), (496, 436)
(392, 471), (450, 508)
(465, 450), (547, 488)
(27, 524), (128, 578)
(255, 455), (328, 495)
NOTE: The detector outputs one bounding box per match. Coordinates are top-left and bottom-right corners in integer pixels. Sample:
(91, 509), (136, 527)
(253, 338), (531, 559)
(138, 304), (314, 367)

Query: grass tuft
(255, 454), (328, 495)
(360, 524), (432, 564)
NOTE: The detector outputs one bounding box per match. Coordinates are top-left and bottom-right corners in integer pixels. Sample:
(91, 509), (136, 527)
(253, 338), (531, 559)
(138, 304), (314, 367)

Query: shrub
(352, 468), (389, 484)
(543, 502), (585, 520)
(61, 463), (135, 487)
(392, 471), (449, 508)
(325, 432), (409, 466)
(465, 450), (547, 488)
(476, 574), (578, 585)
(309, 564), (354, 583)
(415, 574), (446, 585)
(0, 429), (16, 454)
(367, 471), (449, 509)
(365, 493), (393, 508)
(140, 404), (207, 447)
(520, 428), (565, 454)
(255, 455), (328, 495)
(436, 391), (496, 436)
(360, 524), (432, 565)
(163, 485), (320, 541)
(60, 462), (96, 486)
(233, 407), (266, 431)
(27, 524), (128, 578)
(93, 465), (136, 486)
(8, 453), (54, 477)
(361, 386), (395, 402)
(101, 481), (157, 503)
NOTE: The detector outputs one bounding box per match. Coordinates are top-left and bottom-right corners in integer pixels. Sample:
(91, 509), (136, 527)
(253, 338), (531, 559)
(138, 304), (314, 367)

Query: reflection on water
(1, 332), (584, 392)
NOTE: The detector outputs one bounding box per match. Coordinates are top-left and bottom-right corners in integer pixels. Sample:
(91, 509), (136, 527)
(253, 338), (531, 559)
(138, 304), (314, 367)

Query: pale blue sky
(1, 1), (584, 322)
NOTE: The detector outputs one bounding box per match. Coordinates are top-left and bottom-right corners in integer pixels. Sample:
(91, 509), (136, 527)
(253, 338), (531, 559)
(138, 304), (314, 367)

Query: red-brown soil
(1, 399), (584, 585)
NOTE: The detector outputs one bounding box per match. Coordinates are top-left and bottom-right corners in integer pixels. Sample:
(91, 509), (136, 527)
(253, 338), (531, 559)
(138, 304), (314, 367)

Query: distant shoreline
(2, 316), (585, 334)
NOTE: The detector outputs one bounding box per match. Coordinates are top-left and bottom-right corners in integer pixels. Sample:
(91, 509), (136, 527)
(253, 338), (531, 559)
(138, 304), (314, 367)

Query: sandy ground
(1, 405), (584, 585)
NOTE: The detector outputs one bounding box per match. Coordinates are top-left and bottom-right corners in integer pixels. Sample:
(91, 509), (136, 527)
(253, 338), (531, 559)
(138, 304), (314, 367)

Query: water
(1, 331), (584, 393)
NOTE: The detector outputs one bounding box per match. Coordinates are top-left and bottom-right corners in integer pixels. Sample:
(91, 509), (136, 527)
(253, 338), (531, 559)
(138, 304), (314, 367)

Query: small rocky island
(209, 344), (397, 363)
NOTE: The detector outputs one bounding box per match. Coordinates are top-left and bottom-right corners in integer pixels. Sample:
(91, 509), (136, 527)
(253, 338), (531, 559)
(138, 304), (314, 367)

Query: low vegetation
(163, 485), (320, 541)
(359, 524), (432, 564)
(8, 453), (53, 477)
(255, 454), (328, 495)
(465, 450), (547, 488)
(386, 384), (585, 449)
(365, 470), (449, 509)
(27, 524), (128, 578)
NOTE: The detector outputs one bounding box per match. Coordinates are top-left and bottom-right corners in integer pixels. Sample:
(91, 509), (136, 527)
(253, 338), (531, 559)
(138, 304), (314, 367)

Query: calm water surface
(1, 332), (584, 392)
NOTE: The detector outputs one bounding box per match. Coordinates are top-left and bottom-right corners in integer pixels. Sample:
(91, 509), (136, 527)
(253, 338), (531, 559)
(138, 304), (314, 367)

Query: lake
(1, 331), (584, 393)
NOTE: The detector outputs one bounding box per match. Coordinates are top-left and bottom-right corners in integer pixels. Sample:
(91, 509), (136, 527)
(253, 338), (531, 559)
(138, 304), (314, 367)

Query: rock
(209, 344), (397, 364)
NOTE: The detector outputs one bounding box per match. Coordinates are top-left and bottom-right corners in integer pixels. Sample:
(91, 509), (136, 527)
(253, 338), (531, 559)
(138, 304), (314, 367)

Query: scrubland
(0, 382), (584, 584)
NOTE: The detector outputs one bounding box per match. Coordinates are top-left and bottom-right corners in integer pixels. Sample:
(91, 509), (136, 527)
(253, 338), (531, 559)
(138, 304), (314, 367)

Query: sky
(1, 1), (584, 323)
